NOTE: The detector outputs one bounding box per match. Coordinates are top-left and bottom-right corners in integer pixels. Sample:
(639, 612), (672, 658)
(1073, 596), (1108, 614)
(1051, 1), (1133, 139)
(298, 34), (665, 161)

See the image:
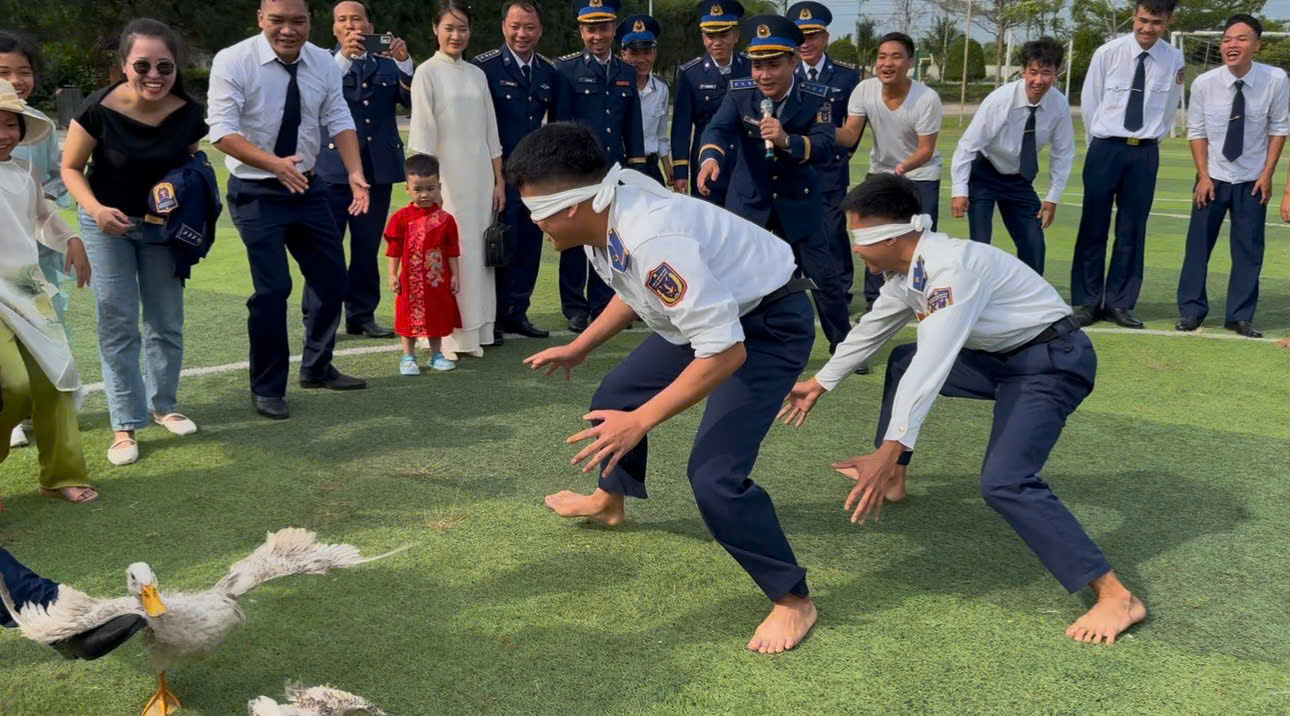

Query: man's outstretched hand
(567, 410), (648, 477)
(778, 378), (826, 427)
(524, 344), (587, 380)
(833, 442), (905, 524)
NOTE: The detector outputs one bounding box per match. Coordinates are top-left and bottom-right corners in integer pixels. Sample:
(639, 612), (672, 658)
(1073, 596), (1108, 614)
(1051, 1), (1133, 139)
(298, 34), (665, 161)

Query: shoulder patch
(535, 53), (556, 69)
(473, 49), (501, 63)
(833, 59), (856, 70)
(681, 57), (702, 71)
(559, 51), (582, 62)
(645, 262), (688, 306)
(911, 256), (927, 292)
(730, 78), (757, 91)
(800, 80), (829, 97)
(927, 286), (953, 314)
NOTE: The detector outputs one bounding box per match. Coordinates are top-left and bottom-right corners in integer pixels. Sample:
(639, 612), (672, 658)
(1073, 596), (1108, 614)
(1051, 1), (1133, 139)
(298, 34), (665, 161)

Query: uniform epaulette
(535, 52), (556, 69)
(473, 49), (501, 63)
(800, 81), (829, 97)
(680, 57), (702, 71)
(729, 78), (757, 91)
(832, 59), (856, 70)
(558, 51), (582, 62)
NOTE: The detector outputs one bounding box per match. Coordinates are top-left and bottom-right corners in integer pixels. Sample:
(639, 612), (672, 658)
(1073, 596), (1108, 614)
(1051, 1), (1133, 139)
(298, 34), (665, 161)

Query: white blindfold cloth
(850, 213), (934, 245)
(521, 163), (672, 221)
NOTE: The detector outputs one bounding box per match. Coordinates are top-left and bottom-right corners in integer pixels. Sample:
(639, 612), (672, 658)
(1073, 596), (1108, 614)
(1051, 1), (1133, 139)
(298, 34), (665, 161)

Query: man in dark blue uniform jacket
(316, 1), (412, 338)
(696, 15), (850, 353)
(553, 0), (646, 332)
(475, 0), (558, 340)
(670, 0), (750, 206)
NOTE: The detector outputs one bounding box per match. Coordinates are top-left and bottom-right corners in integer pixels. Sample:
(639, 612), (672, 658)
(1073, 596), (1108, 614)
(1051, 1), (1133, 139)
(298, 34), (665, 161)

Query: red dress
(384, 203), (463, 339)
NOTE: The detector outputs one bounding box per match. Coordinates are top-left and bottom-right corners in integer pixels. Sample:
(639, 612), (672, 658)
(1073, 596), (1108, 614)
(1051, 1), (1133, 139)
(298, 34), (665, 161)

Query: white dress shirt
(815, 232), (1070, 448)
(950, 80), (1075, 203)
(1187, 62), (1290, 184)
(1082, 33), (1185, 146)
(639, 74), (671, 158)
(207, 33), (356, 179)
(586, 185), (796, 358)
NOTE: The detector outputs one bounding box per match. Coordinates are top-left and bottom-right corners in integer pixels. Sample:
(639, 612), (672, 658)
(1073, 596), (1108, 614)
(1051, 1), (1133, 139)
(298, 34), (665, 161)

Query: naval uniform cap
(741, 14), (804, 59)
(573, 0), (619, 24)
(617, 14), (661, 48)
(697, 0), (745, 32)
(786, 1), (831, 34)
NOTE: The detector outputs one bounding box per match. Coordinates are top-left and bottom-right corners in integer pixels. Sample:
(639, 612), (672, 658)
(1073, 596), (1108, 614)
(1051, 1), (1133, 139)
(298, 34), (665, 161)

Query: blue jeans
(79, 210), (185, 431)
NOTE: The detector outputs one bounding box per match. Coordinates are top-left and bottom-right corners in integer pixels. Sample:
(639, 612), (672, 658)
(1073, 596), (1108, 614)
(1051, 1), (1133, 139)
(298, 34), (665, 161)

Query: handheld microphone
(760, 98), (775, 160)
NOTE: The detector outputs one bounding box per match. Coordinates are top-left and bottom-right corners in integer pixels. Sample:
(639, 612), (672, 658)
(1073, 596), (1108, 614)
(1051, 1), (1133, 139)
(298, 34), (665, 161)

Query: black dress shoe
(1106, 307), (1144, 329)
(1175, 315), (1203, 332)
(299, 368), (367, 391)
(50, 614), (147, 661)
(568, 315), (589, 333)
(501, 319), (550, 338)
(490, 326), (505, 346)
(253, 395), (290, 420)
(1073, 305), (1100, 327)
(345, 321), (394, 338)
(1225, 320), (1263, 338)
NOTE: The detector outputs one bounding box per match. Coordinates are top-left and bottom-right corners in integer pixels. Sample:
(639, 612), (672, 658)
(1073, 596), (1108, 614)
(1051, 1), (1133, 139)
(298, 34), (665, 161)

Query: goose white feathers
(248, 682), (386, 715)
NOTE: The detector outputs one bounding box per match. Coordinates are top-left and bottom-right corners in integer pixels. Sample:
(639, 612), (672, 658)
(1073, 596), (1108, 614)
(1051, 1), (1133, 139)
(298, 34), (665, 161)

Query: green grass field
(2, 119), (1289, 715)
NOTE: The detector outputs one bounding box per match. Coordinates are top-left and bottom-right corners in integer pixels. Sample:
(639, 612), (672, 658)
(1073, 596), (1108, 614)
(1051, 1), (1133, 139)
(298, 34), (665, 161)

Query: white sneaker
(152, 413), (198, 436)
(10, 425), (28, 448)
(107, 438), (139, 466)
(399, 355), (421, 376)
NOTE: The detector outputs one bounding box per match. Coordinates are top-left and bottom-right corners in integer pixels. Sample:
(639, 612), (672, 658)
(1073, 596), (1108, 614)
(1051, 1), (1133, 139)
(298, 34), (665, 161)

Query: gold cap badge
(799, 8), (812, 19)
(756, 24), (770, 38)
(633, 19), (645, 32)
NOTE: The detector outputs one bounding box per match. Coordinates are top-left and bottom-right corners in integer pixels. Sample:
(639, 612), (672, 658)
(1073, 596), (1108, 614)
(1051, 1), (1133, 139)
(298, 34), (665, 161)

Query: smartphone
(362, 33), (393, 54)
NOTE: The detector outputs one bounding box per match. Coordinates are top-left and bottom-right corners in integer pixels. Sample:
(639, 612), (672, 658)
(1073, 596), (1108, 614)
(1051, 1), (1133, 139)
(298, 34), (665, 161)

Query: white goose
(0, 528), (407, 716)
(248, 682), (386, 715)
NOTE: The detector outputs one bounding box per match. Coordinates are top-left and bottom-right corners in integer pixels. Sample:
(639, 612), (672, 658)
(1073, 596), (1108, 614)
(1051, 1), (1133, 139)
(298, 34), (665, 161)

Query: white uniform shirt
(816, 233), (1071, 448)
(950, 80), (1076, 203)
(1187, 63), (1290, 184)
(846, 78), (943, 181)
(586, 186), (795, 358)
(639, 74), (671, 159)
(1082, 33), (1184, 146)
(207, 34), (355, 180)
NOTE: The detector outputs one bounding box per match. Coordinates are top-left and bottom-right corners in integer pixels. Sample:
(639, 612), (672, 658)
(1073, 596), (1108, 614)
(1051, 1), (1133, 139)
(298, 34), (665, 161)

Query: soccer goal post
(1170, 30), (1290, 137)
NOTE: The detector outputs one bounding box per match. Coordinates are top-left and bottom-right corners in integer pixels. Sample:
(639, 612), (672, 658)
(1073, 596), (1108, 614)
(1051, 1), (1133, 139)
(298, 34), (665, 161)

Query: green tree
(945, 36), (985, 82)
(827, 35), (860, 65)
(920, 14), (962, 81)
(854, 16), (879, 67)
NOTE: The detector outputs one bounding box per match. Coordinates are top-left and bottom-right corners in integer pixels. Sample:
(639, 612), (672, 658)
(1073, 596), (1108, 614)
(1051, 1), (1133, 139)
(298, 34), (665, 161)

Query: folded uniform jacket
(145, 151), (222, 281)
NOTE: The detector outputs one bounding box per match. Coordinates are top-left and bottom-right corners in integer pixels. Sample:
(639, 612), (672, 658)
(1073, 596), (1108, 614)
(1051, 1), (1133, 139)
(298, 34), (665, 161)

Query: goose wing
(213, 527), (408, 599)
(0, 578), (145, 645)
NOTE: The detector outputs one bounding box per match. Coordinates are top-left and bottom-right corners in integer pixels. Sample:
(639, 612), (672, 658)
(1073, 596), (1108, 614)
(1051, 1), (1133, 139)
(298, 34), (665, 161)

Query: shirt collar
(1124, 33), (1167, 62)
(706, 54), (733, 74)
(640, 75), (660, 96)
(1010, 79), (1049, 111)
(256, 32), (308, 67)
(1222, 63), (1258, 88)
(504, 44), (533, 70)
(803, 55), (827, 77)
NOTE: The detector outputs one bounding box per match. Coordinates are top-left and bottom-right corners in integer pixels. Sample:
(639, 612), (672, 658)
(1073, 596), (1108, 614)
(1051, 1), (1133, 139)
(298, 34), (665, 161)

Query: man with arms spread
(517, 122), (818, 653)
(781, 174), (1147, 645)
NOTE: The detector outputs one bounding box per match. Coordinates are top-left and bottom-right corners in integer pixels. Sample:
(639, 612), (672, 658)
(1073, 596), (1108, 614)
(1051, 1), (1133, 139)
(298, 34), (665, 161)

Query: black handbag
(483, 211), (512, 268)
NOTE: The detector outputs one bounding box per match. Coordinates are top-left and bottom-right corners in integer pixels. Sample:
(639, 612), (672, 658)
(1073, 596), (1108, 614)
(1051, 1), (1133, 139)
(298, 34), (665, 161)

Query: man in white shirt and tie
(207, 0), (372, 420)
(1176, 14), (1288, 338)
(1071, 0), (1184, 329)
(617, 14), (672, 186)
(950, 37), (1074, 275)
(780, 173), (1147, 646)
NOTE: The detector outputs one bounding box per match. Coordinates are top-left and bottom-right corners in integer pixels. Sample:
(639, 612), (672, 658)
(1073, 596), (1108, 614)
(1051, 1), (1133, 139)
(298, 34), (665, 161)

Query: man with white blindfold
(514, 122), (818, 654)
(779, 173), (1147, 647)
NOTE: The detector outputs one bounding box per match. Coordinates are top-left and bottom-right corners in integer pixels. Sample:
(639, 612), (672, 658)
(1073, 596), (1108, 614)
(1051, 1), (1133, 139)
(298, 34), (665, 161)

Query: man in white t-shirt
(834, 32), (942, 308)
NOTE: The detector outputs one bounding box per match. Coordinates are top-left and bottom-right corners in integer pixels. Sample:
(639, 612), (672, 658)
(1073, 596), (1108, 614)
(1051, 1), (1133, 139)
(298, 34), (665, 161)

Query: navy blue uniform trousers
(1176, 179), (1267, 324)
(765, 211), (850, 352)
(558, 252), (614, 322)
(864, 179), (940, 304)
(874, 328), (1112, 593)
(1071, 138), (1159, 310)
(496, 183), (545, 327)
(228, 177), (349, 398)
(967, 158), (1046, 274)
(324, 182), (394, 330)
(823, 187), (857, 316)
(0, 548), (59, 628)
(590, 291), (815, 600)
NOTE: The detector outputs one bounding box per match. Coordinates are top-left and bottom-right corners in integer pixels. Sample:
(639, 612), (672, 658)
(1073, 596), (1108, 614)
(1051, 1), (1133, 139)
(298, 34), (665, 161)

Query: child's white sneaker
(429, 352), (455, 372)
(399, 355), (421, 376)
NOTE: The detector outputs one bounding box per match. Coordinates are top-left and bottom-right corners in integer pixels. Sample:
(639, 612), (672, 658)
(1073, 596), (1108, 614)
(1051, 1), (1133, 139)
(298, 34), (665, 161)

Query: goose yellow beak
(139, 585), (166, 616)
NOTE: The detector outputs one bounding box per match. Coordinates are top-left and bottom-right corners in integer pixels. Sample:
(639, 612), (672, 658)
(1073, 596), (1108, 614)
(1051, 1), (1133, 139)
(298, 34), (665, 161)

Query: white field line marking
(1058, 202), (1290, 229)
(77, 323), (1282, 395)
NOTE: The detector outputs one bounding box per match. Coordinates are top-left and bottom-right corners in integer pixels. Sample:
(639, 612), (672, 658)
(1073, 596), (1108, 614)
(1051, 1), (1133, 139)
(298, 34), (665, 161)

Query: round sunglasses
(131, 59), (176, 76)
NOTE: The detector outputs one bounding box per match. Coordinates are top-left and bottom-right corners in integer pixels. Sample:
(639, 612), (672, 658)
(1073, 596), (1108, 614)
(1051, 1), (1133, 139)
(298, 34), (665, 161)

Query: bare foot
(543, 488), (625, 526)
(835, 464), (908, 502)
(1066, 571), (1146, 644)
(747, 594), (816, 654)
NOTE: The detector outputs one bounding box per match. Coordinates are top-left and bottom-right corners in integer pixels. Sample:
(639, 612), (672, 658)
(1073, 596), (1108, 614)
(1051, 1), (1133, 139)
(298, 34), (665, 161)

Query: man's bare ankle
(1089, 571), (1132, 600)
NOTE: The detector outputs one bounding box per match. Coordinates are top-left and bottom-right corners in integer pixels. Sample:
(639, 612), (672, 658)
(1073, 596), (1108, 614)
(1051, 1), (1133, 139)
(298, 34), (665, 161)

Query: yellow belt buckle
(1126, 137), (1140, 146)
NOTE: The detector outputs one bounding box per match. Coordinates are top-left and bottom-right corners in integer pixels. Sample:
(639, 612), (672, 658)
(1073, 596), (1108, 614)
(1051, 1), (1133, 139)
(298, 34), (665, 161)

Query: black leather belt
(758, 277), (816, 309)
(1099, 136), (1157, 146)
(645, 153), (660, 163)
(1000, 315), (1080, 357)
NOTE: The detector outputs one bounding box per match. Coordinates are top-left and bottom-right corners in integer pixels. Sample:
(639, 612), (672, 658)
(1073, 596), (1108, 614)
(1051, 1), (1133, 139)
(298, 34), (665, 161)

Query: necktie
(1223, 79), (1246, 162)
(521, 64), (531, 86)
(809, 68), (818, 81)
(1123, 51), (1148, 132)
(1019, 106), (1039, 182)
(273, 60), (302, 158)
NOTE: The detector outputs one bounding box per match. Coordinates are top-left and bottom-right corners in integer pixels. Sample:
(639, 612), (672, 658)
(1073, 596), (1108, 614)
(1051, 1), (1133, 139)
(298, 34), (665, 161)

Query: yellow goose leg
(141, 671), (182, 716)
